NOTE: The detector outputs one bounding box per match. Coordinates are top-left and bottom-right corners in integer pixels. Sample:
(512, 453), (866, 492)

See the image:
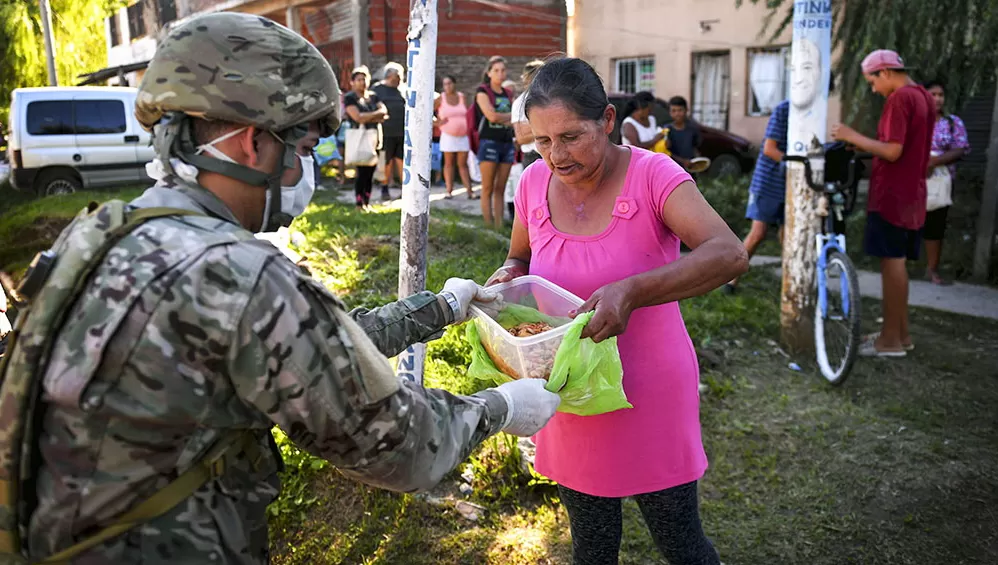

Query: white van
(5, 87), (155, 195)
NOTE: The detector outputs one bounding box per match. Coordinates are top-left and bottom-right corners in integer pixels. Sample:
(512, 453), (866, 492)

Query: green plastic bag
(466, 305), (632, 416)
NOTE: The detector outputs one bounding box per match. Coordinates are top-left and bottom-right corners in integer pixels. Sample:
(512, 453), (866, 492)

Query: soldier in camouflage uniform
(25, 13), (560, 564)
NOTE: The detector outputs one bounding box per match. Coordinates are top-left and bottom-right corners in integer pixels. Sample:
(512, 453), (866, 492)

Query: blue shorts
(864, 211), (922, 260)
(746, 191), (784, 225)
(478, 139), (516, 164)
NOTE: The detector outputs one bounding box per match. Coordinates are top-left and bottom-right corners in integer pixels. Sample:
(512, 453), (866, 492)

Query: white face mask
(266, 154), (316, 220)
(195, 127), (247, 163)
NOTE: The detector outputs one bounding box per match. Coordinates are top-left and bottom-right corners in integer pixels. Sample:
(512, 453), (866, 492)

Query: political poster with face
(787, 1), (833, 156)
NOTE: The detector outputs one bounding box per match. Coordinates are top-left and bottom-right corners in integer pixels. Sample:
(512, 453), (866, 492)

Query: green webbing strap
(36, 430), (258, 565)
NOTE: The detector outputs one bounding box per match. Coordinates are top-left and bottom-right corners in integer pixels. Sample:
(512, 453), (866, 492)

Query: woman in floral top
(923, 80), (970, 285)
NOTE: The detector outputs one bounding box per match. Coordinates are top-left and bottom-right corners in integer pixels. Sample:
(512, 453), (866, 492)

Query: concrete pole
(285, 5), (300, 34)
(395, 0), (438, 385)
(39, 0), (58, 86)
(353, 0), (369, 70)
(780, 0), (832, 353)
(973, 84), (998, 280)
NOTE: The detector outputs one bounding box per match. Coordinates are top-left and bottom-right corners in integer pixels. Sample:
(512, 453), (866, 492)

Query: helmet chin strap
(158, 114), (303, 232)
(260, 142), (298, 232)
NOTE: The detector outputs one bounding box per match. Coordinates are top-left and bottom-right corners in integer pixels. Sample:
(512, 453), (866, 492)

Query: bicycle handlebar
(783, 152), (873, 194)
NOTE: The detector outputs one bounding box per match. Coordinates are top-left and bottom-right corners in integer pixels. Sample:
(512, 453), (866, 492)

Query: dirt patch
(0, 216), (73, 279)
(350, 234), (397, 262)
(21, 216), (70, 243)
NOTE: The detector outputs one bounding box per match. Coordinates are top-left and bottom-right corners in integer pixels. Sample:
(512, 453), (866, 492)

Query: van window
(26, 101), (74, 136)
(74, 100), (127, 134)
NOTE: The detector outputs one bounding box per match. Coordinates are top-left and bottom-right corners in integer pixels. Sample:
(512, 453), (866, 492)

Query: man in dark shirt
(832, 49), (934, 358)
(666, 96), (702, 170)
(373, 62), (406, 201)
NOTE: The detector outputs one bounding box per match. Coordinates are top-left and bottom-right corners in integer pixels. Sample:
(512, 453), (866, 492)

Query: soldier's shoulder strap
(0, 200), (259, 565)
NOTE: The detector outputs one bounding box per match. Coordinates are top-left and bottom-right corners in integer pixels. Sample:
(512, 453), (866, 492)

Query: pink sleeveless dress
(515, 148), (707, 497)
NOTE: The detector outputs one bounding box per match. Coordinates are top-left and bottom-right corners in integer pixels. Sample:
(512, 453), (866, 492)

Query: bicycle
(783, 146), (870, 385)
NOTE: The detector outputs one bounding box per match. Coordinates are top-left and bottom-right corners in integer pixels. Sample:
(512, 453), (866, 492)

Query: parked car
(607, 93), (755, 179)
(6, 87), (154, 196)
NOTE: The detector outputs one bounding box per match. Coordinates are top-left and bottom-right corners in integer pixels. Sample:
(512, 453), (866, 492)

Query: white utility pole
(781, 0), (832, 352)
(39, 0), (58, 86)
(395, 0), (438, 385)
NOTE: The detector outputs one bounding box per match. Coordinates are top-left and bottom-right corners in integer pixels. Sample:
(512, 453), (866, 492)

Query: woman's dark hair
(524, 57), (610, 122)
(923, 79), (945, 91)
(621, 91), (656, 120)
(442, 74), (457, 83)
(482, 56), (506, 84)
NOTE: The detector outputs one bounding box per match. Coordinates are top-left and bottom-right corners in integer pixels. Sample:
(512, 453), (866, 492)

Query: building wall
(570, 0), (841, 143)
(368, 0), (564, 99)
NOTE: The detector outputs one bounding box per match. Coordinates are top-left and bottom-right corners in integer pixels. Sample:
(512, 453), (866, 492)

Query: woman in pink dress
(487, 58), (748, 564)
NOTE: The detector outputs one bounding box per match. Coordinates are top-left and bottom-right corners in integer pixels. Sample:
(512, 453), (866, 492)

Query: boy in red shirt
(832, 49), (934, 358)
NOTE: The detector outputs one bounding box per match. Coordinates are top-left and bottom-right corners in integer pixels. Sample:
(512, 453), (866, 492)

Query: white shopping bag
(467, 151), (482, 184)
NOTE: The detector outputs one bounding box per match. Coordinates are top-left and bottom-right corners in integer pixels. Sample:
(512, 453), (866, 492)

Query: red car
(607, 94), (756, 178)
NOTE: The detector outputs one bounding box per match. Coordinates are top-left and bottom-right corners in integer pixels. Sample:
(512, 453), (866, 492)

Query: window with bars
(158, 0), (177, 25)
(614, 57), (655, 94)
(108, 13), (121, 46)
(747, 46), (790, 116)
(127, 3), (146, 40)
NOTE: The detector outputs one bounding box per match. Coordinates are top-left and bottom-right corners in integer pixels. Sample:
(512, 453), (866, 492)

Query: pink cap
(861, 49), (912, 74)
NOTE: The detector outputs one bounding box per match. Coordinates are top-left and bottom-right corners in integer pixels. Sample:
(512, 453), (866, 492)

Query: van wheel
(706, 154), (742, 179)
(37, 170), (81, 196)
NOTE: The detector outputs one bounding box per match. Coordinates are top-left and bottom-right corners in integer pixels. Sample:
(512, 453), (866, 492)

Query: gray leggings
(558, 481), (720, 565)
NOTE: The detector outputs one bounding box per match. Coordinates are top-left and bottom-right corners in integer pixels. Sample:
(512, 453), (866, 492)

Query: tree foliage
(739, 0), (998, 128)
(0, 0), (123, 125)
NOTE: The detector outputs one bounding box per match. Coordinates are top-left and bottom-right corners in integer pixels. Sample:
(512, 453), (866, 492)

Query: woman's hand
(573, 279), (636, 343)
(486, 261), (528, 286)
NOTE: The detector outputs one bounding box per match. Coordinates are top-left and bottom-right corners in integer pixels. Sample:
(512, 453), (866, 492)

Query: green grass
(0, 184), (145, 276)
(266, 193), (998, 564)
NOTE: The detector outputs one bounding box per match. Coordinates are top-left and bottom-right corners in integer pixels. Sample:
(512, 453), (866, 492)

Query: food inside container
(508, 321), (553, 338)
(469, 276), (583, 381)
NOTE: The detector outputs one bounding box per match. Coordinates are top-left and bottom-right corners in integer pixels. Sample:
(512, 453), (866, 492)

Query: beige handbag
(345, 126), (380, 167)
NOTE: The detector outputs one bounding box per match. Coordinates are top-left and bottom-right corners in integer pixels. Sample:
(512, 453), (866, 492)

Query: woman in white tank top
(620, 91), (666, 149)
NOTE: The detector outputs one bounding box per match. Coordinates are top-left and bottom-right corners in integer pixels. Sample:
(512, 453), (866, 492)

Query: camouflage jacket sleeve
(231, 257), (506, 493)
(347, 291), (452, 358)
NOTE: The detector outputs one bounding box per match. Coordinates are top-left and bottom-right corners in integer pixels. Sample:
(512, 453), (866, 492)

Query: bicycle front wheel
(815, 250), (861, 385)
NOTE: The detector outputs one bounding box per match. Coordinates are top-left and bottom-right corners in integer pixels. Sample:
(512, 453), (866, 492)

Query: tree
(0, 0), (123, 125)
(739, 0), (998, 126)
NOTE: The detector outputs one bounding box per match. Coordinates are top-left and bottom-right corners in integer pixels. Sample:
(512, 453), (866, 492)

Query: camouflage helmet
(136, 12), (340, 136)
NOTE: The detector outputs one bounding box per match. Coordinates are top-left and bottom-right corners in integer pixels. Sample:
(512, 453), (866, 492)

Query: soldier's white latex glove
(492, 378), (561, 437)
(440, 278), (501, 323)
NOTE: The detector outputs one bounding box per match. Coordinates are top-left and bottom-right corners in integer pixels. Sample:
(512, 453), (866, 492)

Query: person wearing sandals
(435, 75), (477, 200)
(832, 50), (934, 358)
(922, 79), (970, 285)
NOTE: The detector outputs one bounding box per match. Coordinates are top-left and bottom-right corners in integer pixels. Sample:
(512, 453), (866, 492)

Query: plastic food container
(469, 275), (584, 380)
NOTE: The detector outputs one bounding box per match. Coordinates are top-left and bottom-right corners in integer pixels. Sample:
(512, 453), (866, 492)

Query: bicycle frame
(816, 233), (850, 320)
(785, 150), (870, 323)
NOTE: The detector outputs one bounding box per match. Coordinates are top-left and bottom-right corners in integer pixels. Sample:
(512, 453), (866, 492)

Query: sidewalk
(317, 179), (998, 322)
(749, 255), (998, 321)
(321, 179), (483, 216)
